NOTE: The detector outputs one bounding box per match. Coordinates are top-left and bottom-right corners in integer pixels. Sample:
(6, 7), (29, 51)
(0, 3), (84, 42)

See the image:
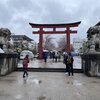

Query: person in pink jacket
(23, 55), (30, 78)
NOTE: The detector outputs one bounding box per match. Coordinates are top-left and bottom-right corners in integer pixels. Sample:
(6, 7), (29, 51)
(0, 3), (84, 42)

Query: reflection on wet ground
(23, 77), (42, 85)
(66, 80), (85, 86)
(0, 72), (100, 100)
(18, 56), (82, 69)
(15, 94), (22, 99)
(31, 79), (42, 84)
(0, 78), (16, 83)
(0, 90), (11, 97)
(37, 96), (46, 100)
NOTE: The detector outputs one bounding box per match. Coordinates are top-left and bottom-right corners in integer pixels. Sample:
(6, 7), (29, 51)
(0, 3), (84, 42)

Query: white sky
(0, 0), (100, 43)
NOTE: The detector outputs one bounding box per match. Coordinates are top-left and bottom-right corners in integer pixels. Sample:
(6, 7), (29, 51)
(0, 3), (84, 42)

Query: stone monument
(0, 28), (18, 76)
(0, 28), (14, 53)
(81, 22), (100, 77)
(87, 22), (100, 53)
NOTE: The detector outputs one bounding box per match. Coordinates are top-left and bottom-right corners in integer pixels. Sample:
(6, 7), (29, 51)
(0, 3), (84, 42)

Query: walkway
(18, 56), (81, 69)
(0, 72), (100, 100)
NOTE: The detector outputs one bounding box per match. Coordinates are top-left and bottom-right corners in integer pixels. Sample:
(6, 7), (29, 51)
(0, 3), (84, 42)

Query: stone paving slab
(0, 72), (100, 100)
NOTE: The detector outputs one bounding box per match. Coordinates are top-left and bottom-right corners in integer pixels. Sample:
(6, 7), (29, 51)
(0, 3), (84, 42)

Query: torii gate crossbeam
(29, 21), (81, 59)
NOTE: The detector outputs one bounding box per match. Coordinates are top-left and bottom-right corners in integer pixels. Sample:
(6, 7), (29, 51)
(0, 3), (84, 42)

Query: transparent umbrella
(70, 51), (77, 56)
(43, 50), (48, 52)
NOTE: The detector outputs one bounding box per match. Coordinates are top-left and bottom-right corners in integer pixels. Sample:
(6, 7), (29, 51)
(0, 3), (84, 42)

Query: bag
(23, 59), (27, 65)
(67, 56), (71, 64)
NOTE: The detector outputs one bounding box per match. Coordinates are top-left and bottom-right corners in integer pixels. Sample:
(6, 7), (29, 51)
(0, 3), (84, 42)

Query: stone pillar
(81, 54), (100, 77)
(0, 53), (18, 76)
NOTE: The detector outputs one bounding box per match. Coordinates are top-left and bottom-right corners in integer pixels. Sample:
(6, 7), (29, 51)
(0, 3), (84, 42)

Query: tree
(43, 35), (56, 51)
(57, 36), (66, 52)
(57, 36), (74, 52)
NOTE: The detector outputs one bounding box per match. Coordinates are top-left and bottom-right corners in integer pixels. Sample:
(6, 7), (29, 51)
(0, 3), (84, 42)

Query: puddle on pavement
(39, 60), (43, 63)
(91, 80), (100, 85)
(24, 78), (42, 85)
(31, 79), (42, 84)
(15, 94), (22, 99)
(0, 79), (16, 83)
(73, 81), (83, 86)
(5, 76), (16, 78)
(66, 81), (84, 86)
(23, 77), (42, 84)
(91, 80), (98, 83)
(23, 77), (28, 84)
(0, 90), (11, 97)
(0, 93), (11, 97)
(37, 96), (46, 100)
(66, 81), (73, 85)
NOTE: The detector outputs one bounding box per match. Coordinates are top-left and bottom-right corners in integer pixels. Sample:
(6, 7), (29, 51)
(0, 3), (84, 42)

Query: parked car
(20, 50), (34, 60)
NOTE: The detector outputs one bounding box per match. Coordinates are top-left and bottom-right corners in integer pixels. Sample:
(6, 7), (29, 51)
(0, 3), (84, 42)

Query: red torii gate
(29, 21), (81, 59)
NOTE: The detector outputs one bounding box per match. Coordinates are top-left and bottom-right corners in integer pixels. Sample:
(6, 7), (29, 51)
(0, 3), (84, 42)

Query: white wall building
(73, 38), (86, 53)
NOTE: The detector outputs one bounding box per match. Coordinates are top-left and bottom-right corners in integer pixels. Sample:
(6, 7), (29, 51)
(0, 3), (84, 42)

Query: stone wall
(81, 54), (100, 77)
(0, 53), (18, 76)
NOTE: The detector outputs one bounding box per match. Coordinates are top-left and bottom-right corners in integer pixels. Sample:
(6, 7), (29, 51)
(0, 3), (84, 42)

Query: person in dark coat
(67, 52), (74, 76)
(43, 51), (48, 63)
(58, 52), (61, 62)
(23, 55), (30, 78)
(55, 51), (58, 62)
(63, 52), (68, 73)
(52, 51), (55, 62)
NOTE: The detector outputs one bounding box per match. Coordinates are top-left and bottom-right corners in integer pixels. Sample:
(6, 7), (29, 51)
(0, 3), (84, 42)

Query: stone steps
(16, 68), (83, 73)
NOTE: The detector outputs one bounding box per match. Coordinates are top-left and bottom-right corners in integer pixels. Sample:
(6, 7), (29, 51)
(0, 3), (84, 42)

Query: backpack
(67, 56), (71, 64)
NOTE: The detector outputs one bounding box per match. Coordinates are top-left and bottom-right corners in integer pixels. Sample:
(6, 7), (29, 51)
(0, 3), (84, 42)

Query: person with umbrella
(43, 50), (48, 63)
(67, 52), (74, 76)
(23, 55), (30, 78)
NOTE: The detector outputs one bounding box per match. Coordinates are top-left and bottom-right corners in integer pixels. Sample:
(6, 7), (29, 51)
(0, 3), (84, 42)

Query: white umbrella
(70, 51), (77, 56)
(43, 50), (48, 52)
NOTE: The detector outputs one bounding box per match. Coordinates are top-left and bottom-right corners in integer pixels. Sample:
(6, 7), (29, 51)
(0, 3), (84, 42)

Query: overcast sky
(0, 0), (100, 43)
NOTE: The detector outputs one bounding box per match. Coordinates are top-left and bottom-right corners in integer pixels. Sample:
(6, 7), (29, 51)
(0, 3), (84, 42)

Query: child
(23, 55), (29, 78)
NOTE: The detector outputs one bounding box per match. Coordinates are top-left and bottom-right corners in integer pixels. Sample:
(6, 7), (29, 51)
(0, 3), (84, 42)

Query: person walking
(23, 55), (30, 78)
(67, 52), (74, 76)
(55, 51), (58, 62)
(52, 51), (55, 62)
(58, 51), (61, 62)
(63, 52), (68, 74)
(43, 50), (48, 63)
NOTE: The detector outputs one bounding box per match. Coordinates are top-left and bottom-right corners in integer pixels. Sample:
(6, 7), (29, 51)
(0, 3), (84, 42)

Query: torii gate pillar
(66, 27), (70, 52)
(38, 28), (43, 59)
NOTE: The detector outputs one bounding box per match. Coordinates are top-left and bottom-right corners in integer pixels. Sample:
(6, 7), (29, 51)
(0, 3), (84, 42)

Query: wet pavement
(0, 72), (100, 100)
(18, 56), (81, 69)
